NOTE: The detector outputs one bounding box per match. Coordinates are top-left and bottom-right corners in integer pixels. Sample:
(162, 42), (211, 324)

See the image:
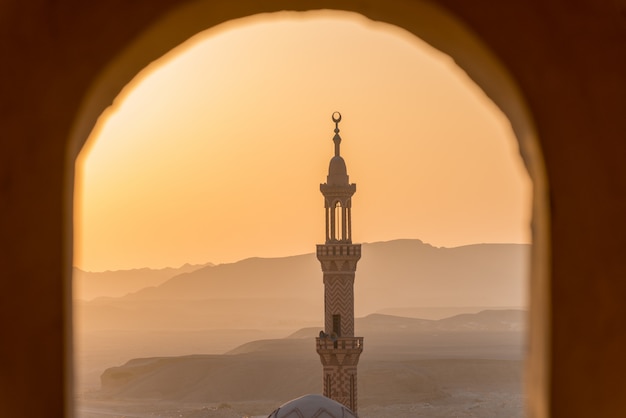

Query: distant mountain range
(75, 239), (529, 332)
(74, 239), (529, 394)
(287, 309), (526, 340)
(74, 262), (211, 300)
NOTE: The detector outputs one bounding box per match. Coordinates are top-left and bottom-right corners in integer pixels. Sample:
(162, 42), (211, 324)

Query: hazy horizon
(73, 238), (530, 273)
(73, 239), (528, 308)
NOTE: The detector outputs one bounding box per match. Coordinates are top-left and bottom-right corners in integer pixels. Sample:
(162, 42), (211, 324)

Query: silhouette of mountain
(124, 254), (319, 301)
(74, 263), (211, 301)
(77, 240), (528, 332)
(356, 240), (528, 311)
(97, 310), (524, 405)
(237, 309), (525, 352)
(75, 240), (528, 393)
(287, 310), (526, 339)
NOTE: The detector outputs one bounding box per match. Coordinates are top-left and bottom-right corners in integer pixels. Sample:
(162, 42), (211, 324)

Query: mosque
(268, 113), (362, 417)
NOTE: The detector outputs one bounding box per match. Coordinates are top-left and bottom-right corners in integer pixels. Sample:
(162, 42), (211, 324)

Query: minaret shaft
(316, 112), (363, 413)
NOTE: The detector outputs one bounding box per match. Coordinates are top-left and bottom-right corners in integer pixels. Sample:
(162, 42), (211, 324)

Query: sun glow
(75, 11), (531, 272)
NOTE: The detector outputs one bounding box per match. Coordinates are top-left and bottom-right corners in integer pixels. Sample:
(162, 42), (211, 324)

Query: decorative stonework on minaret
(316, 112), (363, 413)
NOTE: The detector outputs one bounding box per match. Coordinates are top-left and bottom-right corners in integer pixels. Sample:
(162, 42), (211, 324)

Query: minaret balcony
(316, 244), (361, 273)
(320, 183), (356, 196)
(316, 336), (364, 352)
(316, 244), (361, 258)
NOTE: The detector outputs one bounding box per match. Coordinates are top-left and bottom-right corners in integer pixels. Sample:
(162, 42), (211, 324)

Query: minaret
(316, 112), (363, 413)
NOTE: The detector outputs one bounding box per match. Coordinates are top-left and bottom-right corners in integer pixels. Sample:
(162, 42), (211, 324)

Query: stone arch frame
(4, 0), (626, 416)
(73, 9), (545, 418)
(5, 1), (598, 417)
(65, 1), (549, 416)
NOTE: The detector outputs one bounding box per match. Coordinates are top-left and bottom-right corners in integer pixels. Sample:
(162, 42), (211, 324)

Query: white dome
(267, 394), (357, 418)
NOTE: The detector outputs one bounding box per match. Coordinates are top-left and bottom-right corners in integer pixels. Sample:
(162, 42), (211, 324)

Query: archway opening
(70, 6), (545, 418)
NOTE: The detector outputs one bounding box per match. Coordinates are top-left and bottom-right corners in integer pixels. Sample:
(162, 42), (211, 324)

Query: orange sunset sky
(74, 11), (531, 272)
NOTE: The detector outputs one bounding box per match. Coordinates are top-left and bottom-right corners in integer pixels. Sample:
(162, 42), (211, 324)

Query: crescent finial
(332, 112), (342, 135)
(331, 112), (342, 156)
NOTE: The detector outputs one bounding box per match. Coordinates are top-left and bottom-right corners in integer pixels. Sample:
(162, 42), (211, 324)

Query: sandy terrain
(77, 311), (525, 417)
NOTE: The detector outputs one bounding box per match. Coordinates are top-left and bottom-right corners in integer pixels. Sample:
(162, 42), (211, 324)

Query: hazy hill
(77, 240), (528, 332)
(288, 309), (526, 339)
(122, 240), (528, 310)
(356, 240), (527, 310)
(73, 263), (211, 301)
(75, 240), (528, 394)
(97, 311), (525, 405)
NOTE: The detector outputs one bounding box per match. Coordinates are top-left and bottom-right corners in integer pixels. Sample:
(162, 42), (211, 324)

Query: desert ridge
(84, 310), (525, 418)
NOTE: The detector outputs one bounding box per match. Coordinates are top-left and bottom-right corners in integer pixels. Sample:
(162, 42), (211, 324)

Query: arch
(66, 1), (547, 416)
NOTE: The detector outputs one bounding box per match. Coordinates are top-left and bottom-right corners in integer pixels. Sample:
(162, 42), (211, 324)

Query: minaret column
(315, 112), (363, 413)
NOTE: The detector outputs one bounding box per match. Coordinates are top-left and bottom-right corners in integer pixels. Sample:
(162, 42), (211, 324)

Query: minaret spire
(316, 112), (363, 413)
(332, 111), (342, 157)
